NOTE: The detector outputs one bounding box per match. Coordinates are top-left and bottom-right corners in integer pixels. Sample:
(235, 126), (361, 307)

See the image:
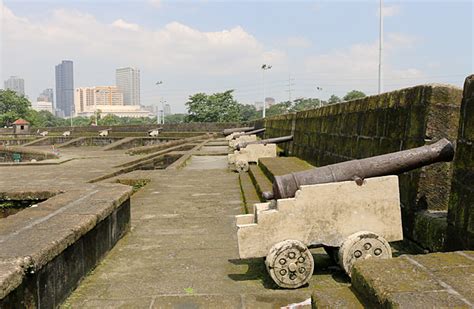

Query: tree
(165, 113), (186, 124)
(328, 95), (342, 104)
(343, 90), (366, 101)
(239, 104), (259, 121)
(0, 90), (31, 126)
(291, 98), (322, 112)
(186, 90), (241, 122)
(266, 101), (292, 117)
(99, 114), (121, 126)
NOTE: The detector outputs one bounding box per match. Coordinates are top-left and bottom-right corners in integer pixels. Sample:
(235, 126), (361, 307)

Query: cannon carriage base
(236, 175), (403, 289)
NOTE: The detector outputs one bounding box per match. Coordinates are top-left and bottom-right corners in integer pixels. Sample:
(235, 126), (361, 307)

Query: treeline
(1, 88), (366, 127)
(186, 89), (366, 122)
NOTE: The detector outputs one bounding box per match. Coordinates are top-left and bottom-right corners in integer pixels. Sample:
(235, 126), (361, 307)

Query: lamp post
(378, 0), (383, 94)
(155, 81), (163, 125)
(261, 64), (272, 118)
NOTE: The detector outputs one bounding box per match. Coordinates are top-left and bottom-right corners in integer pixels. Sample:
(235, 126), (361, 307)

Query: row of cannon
(36, 128), (163, 137)
(224, 126), (455, 289)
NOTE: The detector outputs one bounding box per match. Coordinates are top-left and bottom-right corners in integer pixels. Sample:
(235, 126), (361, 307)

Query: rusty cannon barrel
(232, 128), (266, 139)
(236, 135), (293, 150)
(223, 126), (255, 136)
(262, 138), (455, 200)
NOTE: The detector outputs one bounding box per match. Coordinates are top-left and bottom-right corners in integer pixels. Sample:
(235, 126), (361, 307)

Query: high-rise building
(164, 103), (171, 116)
(74, 86), (124, 113)
(74, 86), (148, 118)
(116, 67), (140, 105)
(55, 60), (74, 117)
(37, 88), (54, 104)
(4, 76), (25, 96)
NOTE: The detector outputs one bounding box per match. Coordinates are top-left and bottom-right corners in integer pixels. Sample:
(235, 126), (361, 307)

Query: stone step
(351, 251), (474, 308)
(248, 164), (273, 200)
(258, 157), (314, 183)
(21, 136), (49, 146)
(102, 137), (137, 151)
(312, 287), (365, 308)
(56, 136), (86, 148)
(239, 172), (261, 213)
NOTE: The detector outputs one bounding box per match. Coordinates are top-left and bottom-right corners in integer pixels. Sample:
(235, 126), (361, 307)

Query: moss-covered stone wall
(448, 75), (474, 250)
(262, 84), (463, 250)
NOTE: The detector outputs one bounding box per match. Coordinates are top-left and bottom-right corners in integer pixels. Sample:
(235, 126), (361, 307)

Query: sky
(1, 0), (473, 114)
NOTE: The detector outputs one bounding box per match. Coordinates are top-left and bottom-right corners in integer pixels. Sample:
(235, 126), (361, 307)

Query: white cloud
(111, 19), (140, 31)
(0, 3), (287, 108)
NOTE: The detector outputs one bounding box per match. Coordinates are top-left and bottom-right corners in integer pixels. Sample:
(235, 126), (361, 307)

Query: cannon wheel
(338, 231), (392, 276)
(235, 160), (249, 173)
(265, 239), (314, 289)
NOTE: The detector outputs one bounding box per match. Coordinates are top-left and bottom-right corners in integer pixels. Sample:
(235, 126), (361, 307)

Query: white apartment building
(74, 86), (150, 118)
(116, 67), (140, 105)
(32, 101), (54, 114)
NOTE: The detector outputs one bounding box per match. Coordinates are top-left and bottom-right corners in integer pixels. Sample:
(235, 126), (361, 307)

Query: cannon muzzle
(264, 138), (455, 200)
(236, 135), (293, 150)
(232, 128), (266, 139)
(223, 127), (255, 136)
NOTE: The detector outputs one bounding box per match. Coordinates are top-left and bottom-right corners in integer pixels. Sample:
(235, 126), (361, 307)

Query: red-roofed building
(12, 118), (30, 134)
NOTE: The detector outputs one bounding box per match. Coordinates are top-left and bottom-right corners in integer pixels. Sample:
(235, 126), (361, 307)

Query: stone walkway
(63, 148), (350, 308)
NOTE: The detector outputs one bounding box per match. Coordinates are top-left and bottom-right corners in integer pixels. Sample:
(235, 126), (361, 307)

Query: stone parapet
(0, 183), (133, 307)
(448, 75), (474, 250)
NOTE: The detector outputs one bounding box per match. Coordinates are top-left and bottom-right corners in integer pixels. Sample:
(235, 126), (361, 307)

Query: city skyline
(1, 1), (472, 114)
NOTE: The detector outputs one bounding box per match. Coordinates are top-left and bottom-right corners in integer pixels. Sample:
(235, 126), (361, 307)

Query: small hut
(12, 118), (30, 135)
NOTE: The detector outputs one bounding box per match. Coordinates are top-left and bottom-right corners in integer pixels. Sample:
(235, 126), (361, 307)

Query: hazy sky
(1, 0), (473, 113)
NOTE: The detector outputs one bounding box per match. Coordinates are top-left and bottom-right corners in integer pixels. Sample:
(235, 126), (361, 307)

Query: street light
(155, 81), (163, 125)
(261, 64), (272, 118)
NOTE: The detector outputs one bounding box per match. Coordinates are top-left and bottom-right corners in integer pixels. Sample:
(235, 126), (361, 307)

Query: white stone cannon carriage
(98, 128), (111, 137)
(228, 135), (293, 172)
(235, 139), (455, 289)
(148, 128), (162, 137)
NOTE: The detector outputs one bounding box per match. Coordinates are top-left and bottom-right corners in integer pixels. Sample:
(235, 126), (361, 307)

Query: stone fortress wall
(448, 75), (474, 250)
(252, 83), (469, 251)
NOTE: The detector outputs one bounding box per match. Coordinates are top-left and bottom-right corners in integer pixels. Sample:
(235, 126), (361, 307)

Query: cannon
(98, 128), (111, 137)
(228, 129), (267, 149)
(229, 136), (294, 172)
(235, 139), (454, 289)
(263, 138), (454, 200)
(148, 128), (163, 137)
(223, 126), (255, 136)
(236, 135), (293, 151)
(231, 128), (266, 140)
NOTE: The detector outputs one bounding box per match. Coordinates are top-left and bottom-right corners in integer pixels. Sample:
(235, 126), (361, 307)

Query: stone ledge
(0, 183), (133, 302)
(351, 251), (474, 308)
(258, 157), (313, 182)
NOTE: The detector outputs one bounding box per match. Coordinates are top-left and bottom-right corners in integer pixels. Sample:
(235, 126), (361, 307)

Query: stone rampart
(259, 84), (463, 250)
(0, 184), (133, 307)
(448, 75), (474, 250)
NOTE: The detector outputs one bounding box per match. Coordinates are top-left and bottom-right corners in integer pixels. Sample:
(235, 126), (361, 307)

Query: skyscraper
(55, 60), (74, 117)
(37, 88), (54, 104)
(116, 67), (140, 106)
(4, 76), (25, 96)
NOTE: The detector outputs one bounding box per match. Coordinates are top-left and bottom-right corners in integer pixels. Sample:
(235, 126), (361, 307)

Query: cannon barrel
(236, 135), (293, 150)
(223, 127), (255, 136)
(263, 138), (455, 200)
(232, 128), (266, 139)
